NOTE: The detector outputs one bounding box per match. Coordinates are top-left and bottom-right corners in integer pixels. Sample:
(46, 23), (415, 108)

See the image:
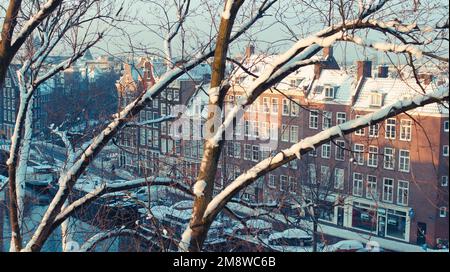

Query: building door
(337, 207), (344, 226)
(417, 222), (427, 245)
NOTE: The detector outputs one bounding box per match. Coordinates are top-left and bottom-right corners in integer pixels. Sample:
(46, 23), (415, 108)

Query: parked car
(323, 240), (364, 252)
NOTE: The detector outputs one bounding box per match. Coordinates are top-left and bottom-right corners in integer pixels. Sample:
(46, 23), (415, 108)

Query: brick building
(218, 47), (448, 249)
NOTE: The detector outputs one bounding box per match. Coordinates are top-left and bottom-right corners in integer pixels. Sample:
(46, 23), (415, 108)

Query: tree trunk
(185, 0), (244, 252)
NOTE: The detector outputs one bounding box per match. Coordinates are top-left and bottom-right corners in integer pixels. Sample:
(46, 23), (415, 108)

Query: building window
(385, 118), (396, 139)
(290, 126), (298, 143)
(263, 97), (270, 113)
(234, 142), (241, 158)
(443, 145), (449, 157)
(384, 148), (395, 170)
(335, 140), (345, 161)
(444, 120), (449, 132)
(400, 120), (412, 141)
(324, 86), (335, 99)
(323, 111), (332, 130)
(271, 98), (278, 114)
(353, 144), (365, 165)
(334, 168), (344, 190)
(442, 176), (449, 187)
(368, 146), (378, 168)
(5, 77), (11, 87)
(440, 207), (448, 218)
(355, 115), (365, 136)
(252, 145), (260, 162)
(370, 92), (383, 107)
(397, 180), (409, 206)
(399, 150), (410, 172)
(337, 112), (347, 125)
(308, 164), (316, 184)
(289, 177), (297, 193)
(309, 110), (319, 129)
(244, 120), (251, 137)
(322, 143), (331, 159)
(366, 175), (378, 200)
(369, 124), (379, 138)
(280, 175), (288, 191)
(320, 166), (330, 184)
(281, 124), (289, 142)
(244, 144), (252, 160)
(382, 178), (394, 203)
(353, 173), (364, 197)
(289, 160), (297, 170)
(291, 99), (300, 117)
(268, 175), (277, 188)
(282, 99), (290, 116)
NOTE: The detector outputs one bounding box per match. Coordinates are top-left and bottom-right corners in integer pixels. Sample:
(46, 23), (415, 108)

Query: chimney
(378, 65), (389, 78)
(419, 73), (433, 85)
(245, 44), (255, 58)
(356, 60), (372, 81)
(323, 47), (333, 59)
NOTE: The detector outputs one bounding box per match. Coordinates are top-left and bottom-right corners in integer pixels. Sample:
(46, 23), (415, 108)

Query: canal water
(0, 189), (120, 252)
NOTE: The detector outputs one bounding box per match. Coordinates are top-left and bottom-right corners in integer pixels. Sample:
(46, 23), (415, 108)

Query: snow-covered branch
(203, 86), (449, 221)
(79, 228), (154, 252)
(52, 177), (192, 229)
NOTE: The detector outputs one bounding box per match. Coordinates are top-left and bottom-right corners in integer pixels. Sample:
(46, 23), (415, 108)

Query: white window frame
(290, 125), (298, 143)
(282, 99), (290, 116)
(355, 115), (365, 136)
(309, 110), (319, 129)
(400, 119), (412, 141)
(382, 178), (394, 203)
(334, 168), (344, 190)
(442, 176), (449, 187)
(323, 111), (332, 130)
(271, 98), (279, 114)
(368, 146), (379, 168)
(443, 145), (449, 157)
(322, 143), (331, 159)
(385, 118), (396, 139)
(252, 145), (260, 162)
(366, 175), (378, 200)
(384, 147), (395, 170)
(353, 173), (364, 197)
(337, 112), (347, 125)
(268, 175), (277, 188)
(324, 86), (335, 99)
(335, 140), (345, 161)
(397, 180), (409, 206)
(444, 120), (449, 132)
(369, 124), (379, 138)
(281, 124), (289, 142)
(354, 144), (365, 165)
(399, 149), (410, 173)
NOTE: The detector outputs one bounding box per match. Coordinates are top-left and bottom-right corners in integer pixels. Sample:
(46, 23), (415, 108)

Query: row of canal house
(217, 46), (448, 249)
(116, 46), (448, 249)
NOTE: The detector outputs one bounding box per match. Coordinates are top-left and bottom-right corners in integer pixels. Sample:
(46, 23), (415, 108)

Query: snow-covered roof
(354, 78), (449, 115)
(308, 69), (355, 104)
(268, 228), (311, 241)
(245, 219), (272, 230)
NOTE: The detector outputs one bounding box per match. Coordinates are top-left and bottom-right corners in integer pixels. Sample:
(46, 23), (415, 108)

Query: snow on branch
(52, 177), (192, 227)
(203, 86), (449, 221)
(79, 228), (154, 252)
(11, 0), (63, 54)
(127, 114), (178, 127)
(359, 0), (388, 19)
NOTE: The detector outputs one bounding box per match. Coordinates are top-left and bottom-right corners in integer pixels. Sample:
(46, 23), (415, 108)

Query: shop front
(350, 200), (410, 242)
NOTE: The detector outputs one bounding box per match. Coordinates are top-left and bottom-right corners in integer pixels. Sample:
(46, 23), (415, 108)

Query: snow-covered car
(323, 240), (365, 252)
(267, 229), (314, 252)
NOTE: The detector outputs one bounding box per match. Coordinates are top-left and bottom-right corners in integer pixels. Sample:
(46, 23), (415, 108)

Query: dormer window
(290, 79), (297, 88)
(370, 91), (383, 107)
(324, 86), (335, 99)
